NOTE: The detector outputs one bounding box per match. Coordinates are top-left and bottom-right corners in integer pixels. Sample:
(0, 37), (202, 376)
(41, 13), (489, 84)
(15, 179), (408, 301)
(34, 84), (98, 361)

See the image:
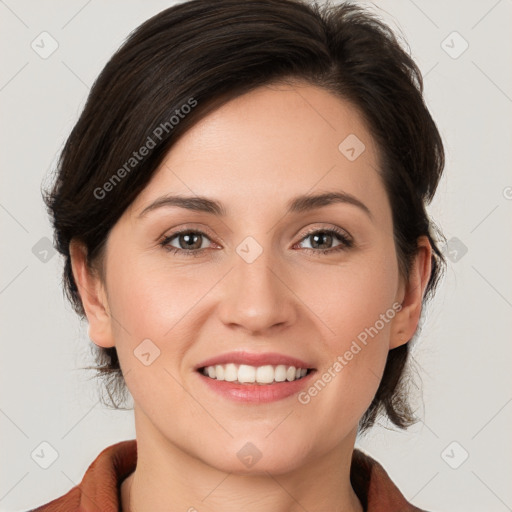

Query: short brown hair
(43, 0), (446, 432)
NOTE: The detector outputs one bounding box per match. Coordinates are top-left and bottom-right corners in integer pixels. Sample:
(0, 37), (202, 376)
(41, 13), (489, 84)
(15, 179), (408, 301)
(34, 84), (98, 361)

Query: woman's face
(82, 82), (424, 474)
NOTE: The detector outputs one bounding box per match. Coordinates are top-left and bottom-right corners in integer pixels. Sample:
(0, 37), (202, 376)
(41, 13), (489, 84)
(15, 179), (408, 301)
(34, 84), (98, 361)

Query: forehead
(127, 82), (389, 223)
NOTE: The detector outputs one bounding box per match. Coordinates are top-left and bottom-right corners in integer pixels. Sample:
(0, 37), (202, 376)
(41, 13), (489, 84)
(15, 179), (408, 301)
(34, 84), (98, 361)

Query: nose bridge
(218, 238), (296, 333)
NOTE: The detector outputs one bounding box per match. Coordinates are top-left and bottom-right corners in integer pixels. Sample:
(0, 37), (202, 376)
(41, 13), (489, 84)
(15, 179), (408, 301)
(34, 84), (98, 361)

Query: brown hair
(43, 0), (446, 433)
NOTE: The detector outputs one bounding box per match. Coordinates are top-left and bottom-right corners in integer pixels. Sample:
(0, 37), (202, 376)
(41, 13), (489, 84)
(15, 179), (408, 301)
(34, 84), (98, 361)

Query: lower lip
(196, 370), (317, 403)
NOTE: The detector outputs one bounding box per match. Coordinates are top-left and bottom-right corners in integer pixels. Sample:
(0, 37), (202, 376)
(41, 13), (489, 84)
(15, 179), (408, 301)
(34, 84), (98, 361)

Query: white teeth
(286, 366), (296, 381)
(200, 363), (310, 384)
(256, 365), (274, 384)
(215, 364), (225, 380)
(238, 364), (256, 383)
(274, 365), (287, 382)
(224, 363), (237, 382)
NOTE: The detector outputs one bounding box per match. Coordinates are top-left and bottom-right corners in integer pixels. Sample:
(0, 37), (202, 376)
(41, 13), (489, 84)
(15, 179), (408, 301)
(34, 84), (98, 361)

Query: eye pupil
(311, 232), (332, 250)
(181, 232), (202, 249)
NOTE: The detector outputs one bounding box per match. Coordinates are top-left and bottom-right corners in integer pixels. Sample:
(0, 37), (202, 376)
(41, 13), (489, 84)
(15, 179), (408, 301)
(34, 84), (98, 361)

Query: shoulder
(351, 448), (429, 512)
(27, 439), (137, 512)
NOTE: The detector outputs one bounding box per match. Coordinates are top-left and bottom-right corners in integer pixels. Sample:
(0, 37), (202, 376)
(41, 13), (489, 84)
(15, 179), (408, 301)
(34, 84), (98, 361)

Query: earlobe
(389, 236), (432, 350)
(69, 239), (115, 348)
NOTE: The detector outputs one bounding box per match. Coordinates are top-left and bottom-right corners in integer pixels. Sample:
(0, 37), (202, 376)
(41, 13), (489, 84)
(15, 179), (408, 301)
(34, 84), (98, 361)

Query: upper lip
(195, 351), (315, 371)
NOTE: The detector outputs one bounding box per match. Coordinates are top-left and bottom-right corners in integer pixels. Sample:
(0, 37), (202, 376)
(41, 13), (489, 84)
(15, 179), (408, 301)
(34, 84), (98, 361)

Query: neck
(120, 408), (364, 512)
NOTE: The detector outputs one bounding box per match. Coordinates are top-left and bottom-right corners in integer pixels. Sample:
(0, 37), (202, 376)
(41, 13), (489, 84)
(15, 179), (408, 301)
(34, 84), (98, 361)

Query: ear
(69, 239), (115, 348)
(389, 235), (432, 349)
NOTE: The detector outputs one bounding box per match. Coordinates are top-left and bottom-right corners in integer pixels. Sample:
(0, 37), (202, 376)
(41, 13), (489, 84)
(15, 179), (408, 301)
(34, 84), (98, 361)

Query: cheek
(301, 241), (399, 412)
(106, 254), (206, 343)
(105, 259), (205, 412)
(308, 237), (399, 349)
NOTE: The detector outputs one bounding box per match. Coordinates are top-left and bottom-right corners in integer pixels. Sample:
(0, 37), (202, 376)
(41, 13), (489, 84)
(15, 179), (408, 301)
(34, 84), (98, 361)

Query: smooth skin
(70, 81), (431, 512)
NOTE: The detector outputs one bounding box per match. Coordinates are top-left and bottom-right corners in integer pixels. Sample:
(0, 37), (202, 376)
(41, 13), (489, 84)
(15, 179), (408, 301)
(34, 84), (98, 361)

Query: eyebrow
(137, 191), (373, 221)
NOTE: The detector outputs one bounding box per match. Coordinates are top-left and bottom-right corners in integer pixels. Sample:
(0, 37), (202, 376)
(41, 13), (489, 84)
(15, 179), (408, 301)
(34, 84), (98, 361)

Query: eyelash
(159, 226), (354, 257)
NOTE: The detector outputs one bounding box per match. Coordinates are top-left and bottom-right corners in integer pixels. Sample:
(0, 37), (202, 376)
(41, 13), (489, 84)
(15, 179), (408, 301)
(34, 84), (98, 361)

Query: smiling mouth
(197, 363), (315, 385)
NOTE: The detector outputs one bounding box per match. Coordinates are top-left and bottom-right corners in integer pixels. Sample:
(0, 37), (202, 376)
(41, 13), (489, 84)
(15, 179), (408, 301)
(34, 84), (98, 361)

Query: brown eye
(160, 230), (212, 256)
(296, 228), (353, 255)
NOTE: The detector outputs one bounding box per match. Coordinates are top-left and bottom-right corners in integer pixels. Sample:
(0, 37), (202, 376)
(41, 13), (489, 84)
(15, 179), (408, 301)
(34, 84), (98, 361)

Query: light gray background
(1, 1), (511, 511)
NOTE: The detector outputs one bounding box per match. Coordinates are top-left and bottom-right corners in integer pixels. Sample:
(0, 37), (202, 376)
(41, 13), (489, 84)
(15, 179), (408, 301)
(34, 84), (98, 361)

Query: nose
(216, 247), (298, 335)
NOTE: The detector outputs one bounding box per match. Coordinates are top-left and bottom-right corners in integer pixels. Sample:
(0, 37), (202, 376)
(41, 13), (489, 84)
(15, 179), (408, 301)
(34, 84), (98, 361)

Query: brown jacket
(29, 439), (427, 511)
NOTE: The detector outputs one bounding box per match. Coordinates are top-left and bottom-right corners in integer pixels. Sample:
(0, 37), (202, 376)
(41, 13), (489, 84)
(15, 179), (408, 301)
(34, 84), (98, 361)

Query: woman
(33, 0), (446, 510)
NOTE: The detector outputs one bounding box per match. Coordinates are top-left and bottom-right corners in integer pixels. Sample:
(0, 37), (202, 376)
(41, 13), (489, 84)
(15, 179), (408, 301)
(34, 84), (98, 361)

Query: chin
(211, 455), (306, 477)
(198, 436), (310, 476)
